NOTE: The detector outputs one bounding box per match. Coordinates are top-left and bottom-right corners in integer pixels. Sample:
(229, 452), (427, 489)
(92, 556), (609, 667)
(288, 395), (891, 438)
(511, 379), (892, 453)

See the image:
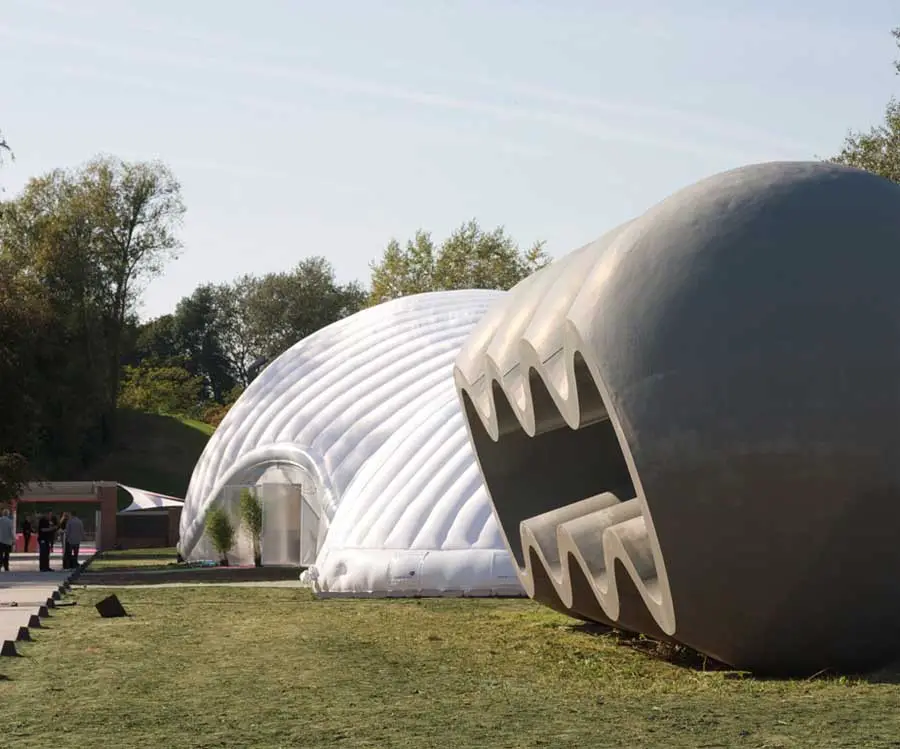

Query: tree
(832, 27), (900, 182)
(239, 488), (264, 567)
(0, 154), (185, 495)
(0, 453), (27, 504)
(79, 156), (186, 424)
(0, 200), (110, 476)
(369, 219), (550, 305)
(214, 275), (260, 386)
(0, 131), (11, 164)
(0, 156), (186, 441)
(172, 285), (235, 401)
(832, 100), (900, 182)
(204, 507), (236, 566)
(241, 257), (367, 363)
(126, 314), (181, 367)
(0, 259), (42, 494)
(894, 27), (900, 75)
(118, 362), (205, 415)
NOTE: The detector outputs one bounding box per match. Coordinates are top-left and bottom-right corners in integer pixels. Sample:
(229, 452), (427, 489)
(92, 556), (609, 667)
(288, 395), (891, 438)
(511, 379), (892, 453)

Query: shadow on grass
(567, 621), (731, 672)
(566, 620), (900, 684)
(102, 552), (180, 560)
(79, 565), (302, 586)
(862, 664), (900, 685)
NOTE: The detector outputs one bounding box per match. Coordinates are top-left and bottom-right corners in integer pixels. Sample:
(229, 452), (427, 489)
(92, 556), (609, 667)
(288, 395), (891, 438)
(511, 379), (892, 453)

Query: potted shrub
(204, 507), (236, 566)
(239, 488), (263, 567)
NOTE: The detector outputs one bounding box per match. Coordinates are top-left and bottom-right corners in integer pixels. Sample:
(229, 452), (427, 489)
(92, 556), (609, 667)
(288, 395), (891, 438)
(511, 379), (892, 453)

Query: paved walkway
(10, 547), (97, 564)
(0, 558), (85, 656)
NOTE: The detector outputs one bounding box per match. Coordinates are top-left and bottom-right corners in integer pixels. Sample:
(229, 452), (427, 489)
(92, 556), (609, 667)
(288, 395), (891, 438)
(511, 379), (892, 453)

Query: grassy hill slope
(75, 409), (214, 502)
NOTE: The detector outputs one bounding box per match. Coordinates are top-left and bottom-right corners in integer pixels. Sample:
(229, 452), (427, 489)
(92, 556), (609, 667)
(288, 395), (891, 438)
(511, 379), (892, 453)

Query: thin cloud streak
(18, 60), (550, 163)
(8, 0), (817, 155)
(0, 25), (798, 161)
(465, 77), (811, 154)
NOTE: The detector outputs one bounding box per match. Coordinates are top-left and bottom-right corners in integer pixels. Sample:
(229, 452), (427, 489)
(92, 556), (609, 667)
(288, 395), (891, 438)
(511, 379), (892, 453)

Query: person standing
(49, 513), (59, 554)
(64, 511), (84, 570)
(58, 513), (69, 568)
(21, 516), (32, 553)
(0, 509), (14, 572)
(37, 512), (56, 572)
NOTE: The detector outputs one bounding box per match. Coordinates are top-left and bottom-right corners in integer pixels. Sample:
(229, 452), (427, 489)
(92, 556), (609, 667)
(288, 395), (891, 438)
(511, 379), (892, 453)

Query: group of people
(0, 509), (85, 572)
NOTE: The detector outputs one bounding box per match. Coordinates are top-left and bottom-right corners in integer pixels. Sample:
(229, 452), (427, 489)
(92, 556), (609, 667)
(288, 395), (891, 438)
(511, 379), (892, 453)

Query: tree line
(1, 25), (898, 501)
(0, 154), (549, 499)
(117, 217), (550, 426)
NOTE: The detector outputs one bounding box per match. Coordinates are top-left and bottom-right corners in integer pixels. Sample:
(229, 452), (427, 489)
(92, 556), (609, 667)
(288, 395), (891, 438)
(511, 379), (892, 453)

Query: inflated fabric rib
(178, 290), (522, 597)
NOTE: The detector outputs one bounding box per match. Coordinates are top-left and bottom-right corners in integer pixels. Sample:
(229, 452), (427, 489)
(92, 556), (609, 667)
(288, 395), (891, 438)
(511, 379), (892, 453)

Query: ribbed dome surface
(179, 290), (522, 596)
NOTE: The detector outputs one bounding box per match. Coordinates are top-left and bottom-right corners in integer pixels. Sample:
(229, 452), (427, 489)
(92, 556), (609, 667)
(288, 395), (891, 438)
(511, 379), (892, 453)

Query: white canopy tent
(118, 484), (185, 514)
(177, 291), (522, 597)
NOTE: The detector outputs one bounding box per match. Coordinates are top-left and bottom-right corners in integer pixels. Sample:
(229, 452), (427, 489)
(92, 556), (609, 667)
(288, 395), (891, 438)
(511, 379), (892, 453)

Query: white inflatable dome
(178, 290), (523, 597)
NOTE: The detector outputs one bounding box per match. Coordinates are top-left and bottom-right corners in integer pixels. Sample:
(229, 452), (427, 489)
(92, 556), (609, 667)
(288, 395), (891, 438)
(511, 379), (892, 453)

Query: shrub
(204, 507), (236, 566)
(200, 402), (230, 427)
(239, 488), (263, 567)
(118, 362), (205, 416)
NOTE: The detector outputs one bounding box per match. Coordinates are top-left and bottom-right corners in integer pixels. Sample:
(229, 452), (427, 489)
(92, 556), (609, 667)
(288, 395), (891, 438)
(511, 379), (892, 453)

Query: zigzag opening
(458, 350), (674, 636)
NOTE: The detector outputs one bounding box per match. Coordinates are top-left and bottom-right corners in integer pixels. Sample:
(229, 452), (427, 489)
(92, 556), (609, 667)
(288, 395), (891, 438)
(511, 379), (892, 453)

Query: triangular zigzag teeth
(517, 495), (667, 632)
(454, 297), (677, 637)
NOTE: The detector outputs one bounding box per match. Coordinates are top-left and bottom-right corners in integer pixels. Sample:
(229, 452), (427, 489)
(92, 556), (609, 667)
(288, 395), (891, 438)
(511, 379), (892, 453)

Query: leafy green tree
(172, 285), (235, 401)
(832, 27), (900, 182)
(894, 27), (900, 74)
(833, 101), (900, 182)
(199, 384), (245, 428)
(0, 153), (186, 495)
(204, 506), (236, 566)
(0, 131), (10, 177)
(126, 314), (181, 367)
(150, 260), (364, 400)
(78, 156), (186, 416)
(242, 257), (367, 363)
(214, 275), (265, 385)
(0, 453), (27, 504)
(0, 187), (111, 473)
(0, 263), (36, 496)
(118, 362), (205, 415)
(239, 488), (264, 567)
(369, 220), (550, 305)
(0, 156), (185, 439)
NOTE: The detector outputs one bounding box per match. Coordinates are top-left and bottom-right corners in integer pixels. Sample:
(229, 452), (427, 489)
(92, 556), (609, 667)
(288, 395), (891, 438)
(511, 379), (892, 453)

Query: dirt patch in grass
(81, 565), (302, 585)
(84, 548), (301, 584)
(2, 587), (900, 748)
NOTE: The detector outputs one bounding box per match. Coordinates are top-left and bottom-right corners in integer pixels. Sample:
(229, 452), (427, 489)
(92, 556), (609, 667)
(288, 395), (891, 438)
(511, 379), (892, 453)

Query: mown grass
(174, 416), (216, 437)
(89, 548), (181, 571)
(100, 547), (179, 558)
(2, 587), (900, 748)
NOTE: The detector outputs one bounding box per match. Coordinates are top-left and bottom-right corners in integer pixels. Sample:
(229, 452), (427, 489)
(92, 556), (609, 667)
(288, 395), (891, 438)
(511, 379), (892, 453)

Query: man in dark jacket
(21, 516), (32, 553)
(37, 512), (57, 572)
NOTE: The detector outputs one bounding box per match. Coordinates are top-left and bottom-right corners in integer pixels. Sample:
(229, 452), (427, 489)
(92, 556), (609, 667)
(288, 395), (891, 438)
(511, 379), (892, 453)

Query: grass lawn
(89, 548), (181, 571)
(174, 416), (216, 437)
(75, 408), (213, 504)
(3, 587), (900, 749)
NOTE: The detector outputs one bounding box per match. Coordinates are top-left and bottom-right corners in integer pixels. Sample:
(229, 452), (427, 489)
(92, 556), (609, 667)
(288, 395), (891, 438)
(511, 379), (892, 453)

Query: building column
(167, 509), (181, 547)
(97, 484), (118, 551)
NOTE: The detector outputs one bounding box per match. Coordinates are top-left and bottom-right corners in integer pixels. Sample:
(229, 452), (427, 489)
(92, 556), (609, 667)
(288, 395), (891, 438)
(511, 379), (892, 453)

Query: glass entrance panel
(299, 492), (320, 567)
(259, 482), (302, 566)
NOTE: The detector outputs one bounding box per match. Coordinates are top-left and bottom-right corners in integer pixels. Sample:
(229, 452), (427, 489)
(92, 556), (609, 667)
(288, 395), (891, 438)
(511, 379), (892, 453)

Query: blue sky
(1, 0), (897, 319)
